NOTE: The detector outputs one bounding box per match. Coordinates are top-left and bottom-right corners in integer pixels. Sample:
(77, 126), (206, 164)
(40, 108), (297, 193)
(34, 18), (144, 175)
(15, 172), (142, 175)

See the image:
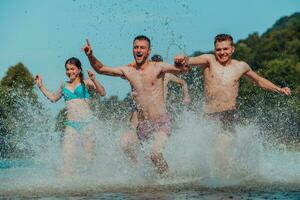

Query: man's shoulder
(205, 53), (215, 58)
(232, 59), (251, 72)
(123, 64), (133, 68)
(150, 61), (170, 70)
(197, 54), (216, 67)
(232, 59), (249, 67)
(121, 64), (134, 71)
(201, 54), (217, 64)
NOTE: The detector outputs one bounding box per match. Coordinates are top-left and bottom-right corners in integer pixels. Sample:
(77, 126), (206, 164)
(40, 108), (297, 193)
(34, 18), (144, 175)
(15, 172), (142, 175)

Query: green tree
(235, 13), (300, 143)
(0, 63), (47, 158)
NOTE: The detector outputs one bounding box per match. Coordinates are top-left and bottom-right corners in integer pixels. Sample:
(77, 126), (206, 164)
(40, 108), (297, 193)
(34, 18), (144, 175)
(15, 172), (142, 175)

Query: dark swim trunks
(136, 115), (172, 141)
(205, 110), (240, 134)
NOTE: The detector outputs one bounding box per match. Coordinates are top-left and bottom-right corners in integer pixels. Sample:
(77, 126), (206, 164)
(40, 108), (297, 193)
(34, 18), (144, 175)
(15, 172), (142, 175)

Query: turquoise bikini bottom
(64, 120), (94, 133)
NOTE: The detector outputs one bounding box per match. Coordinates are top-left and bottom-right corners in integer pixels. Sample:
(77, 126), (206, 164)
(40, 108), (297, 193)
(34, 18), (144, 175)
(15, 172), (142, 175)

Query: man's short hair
(133, 35), (151, 48)
(214, 34), (234, 46)
(151, 54), (163, 62)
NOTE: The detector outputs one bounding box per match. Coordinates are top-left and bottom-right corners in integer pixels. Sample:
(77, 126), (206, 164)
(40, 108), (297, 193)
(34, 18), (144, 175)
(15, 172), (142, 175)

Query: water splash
(0, 91), (299, 198)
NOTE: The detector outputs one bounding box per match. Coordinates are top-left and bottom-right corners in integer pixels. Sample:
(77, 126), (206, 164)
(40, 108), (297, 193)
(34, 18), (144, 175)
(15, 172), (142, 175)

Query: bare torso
(65, 99), (93, 121)
(203, 57), (250, 113)
(123, 62), (167, 120)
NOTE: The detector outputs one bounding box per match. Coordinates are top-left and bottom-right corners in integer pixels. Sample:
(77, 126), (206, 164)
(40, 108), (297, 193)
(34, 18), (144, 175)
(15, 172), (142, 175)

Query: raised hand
(174, 55), (188, 66)
(174, 55), (190, 73)
(280, 87), (291, 96)
(82, 39), (93, 56)
(35, 75), (43, 88)
(87, 70), (96, 80)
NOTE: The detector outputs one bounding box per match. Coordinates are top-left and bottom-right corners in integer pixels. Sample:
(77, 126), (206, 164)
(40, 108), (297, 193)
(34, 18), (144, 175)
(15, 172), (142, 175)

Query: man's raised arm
(160, 62), (188, 74)
(243, 62), (291, 96)
(165, 73), (191, 105)
(174, 54), (212, 68)
(83, 39), (124, 77)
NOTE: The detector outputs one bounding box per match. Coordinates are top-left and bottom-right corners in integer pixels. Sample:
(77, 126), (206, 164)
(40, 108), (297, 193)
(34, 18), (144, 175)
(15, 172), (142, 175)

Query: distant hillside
(267, 12), (300, 33)
(234, 12), (300, 88)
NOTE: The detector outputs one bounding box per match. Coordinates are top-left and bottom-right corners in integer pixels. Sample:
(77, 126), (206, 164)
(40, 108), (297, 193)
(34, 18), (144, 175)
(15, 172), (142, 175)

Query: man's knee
(121, 131), (137, 149)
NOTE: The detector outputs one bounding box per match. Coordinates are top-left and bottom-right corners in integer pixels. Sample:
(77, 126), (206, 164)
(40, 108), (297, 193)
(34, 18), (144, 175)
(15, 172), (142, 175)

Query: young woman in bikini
(35, 57), (105, 176)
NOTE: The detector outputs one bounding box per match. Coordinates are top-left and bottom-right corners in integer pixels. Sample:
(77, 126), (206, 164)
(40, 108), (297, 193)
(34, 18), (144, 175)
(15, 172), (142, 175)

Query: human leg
(62, 126), (79, 176)
(150, 130), (169, 175)
(121, 111), (140, 164)
(82, 123), (97, 164)
(214, 133), (234, 177)
(121, 130), (139, 164)
(205, 110), (238, 177)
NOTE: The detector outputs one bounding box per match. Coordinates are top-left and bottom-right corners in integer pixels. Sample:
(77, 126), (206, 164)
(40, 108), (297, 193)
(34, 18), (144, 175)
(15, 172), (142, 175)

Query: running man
(175, 33), (291, 132)
(83, 35), (185, 175)
(121, 54), (191, 171)
(174, 33), (291, 173)
(151, 54), (191, 106)
(128, 54), (190, 129)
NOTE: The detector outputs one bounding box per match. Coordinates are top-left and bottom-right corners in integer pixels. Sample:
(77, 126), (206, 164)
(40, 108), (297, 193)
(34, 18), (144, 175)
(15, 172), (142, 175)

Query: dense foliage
(0, 63), (48, 158)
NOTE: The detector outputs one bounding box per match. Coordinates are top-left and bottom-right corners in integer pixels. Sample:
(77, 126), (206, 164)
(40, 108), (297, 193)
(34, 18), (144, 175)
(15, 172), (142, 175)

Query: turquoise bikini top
(62, 82), (91, 101)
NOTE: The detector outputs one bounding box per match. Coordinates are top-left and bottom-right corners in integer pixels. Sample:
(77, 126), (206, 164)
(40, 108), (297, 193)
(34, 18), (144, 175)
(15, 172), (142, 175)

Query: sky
(0, 0), (300, 112)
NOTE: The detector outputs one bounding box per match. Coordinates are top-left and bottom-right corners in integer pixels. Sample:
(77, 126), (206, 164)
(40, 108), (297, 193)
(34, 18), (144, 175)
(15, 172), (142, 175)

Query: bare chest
(204, 65), (243, 86)
(125, 67), (163, 92)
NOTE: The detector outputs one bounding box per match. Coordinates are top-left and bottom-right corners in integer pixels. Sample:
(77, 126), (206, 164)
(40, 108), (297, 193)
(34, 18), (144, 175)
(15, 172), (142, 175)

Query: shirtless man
(175, 33), (291, 131)
(151, 54), (191, 106)
(83, 35), (183, 175)
(127, 54), (190, 129)
(121, 55), (191, 167)
(174, 34), (291, 174)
